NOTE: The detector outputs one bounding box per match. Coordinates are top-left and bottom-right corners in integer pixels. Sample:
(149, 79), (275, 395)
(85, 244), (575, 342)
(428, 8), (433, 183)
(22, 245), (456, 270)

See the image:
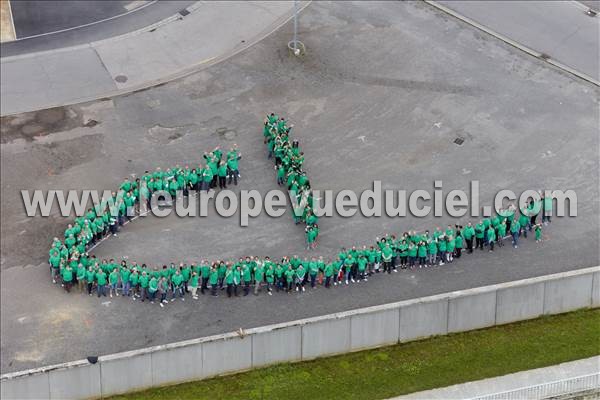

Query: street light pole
(288, 0), (304, 56)
(293, 0), (298, 52)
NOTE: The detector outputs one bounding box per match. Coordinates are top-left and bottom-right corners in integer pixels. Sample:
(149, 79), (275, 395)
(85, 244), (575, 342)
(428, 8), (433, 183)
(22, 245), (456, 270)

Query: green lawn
(110, 308), (600, 400)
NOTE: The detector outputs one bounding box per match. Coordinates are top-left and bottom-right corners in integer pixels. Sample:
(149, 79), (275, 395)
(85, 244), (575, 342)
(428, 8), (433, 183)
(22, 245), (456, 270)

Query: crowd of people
(48, 145), (242, 298)
(49, 208), (548, 305)
(264, 113), (319, 249)
(47, 114), (553, 307)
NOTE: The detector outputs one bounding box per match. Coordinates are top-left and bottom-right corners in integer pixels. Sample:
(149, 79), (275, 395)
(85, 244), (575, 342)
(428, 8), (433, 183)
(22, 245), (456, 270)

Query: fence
(467, 372), (600, 400)
(2, 266), (599, 399)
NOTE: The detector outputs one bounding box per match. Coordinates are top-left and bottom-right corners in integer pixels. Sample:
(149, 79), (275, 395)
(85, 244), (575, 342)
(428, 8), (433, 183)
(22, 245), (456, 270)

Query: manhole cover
(179, 9), (190, 17)
(84, 119), (98, 128)
(454, 137), (465, 146)
(115, 75), (128, 83)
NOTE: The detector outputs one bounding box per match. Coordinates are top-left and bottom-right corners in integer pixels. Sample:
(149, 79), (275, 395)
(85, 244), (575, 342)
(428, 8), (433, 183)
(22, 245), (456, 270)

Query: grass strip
(110, 308), (600, 400)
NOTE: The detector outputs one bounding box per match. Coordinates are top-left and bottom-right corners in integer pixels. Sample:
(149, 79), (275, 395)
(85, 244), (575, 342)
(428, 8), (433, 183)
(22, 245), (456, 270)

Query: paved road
(0, 1), (303, 115)
(1, 1), (195, 56)
(10, 0), (153, 38)
(435, 1), (600, 82)
(0, 1), (599, 373)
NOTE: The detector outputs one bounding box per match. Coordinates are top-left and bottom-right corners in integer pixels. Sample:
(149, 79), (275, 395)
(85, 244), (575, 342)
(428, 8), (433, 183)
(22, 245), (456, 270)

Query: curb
(0, 1), (312, 116)
(423, 0), (600, 87)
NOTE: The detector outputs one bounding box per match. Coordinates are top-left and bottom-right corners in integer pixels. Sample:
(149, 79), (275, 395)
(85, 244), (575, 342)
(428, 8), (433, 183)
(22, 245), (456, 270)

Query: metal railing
(468, 373), (600, 400)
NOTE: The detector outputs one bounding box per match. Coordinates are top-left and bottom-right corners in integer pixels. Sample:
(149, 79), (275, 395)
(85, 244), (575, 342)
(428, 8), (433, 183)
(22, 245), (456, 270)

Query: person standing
(139, 271), (149, 302)
(225, 265), (234, 298)
(296, 264), (306, 292)
(109, 268), (119, 298)
(510, 218), (521, 248)
(158, 276), (169, 306)
(148, 275), (158, 303)
(96, 268), (108, 298)
(62, 265), (74, 293)
(463, 223), (475, 253)
(487, 226), (496, 252)
(253, 262), (264, 295)
(171, 270), (184, 301)
(189, 272), (199, 299)
(209, 266), (219, 297)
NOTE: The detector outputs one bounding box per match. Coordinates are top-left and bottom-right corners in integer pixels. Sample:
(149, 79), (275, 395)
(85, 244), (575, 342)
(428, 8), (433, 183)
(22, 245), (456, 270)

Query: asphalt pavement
(0, 1), (599, 374)
(1, 1), (196, 56)
(434, 0), (600, 83)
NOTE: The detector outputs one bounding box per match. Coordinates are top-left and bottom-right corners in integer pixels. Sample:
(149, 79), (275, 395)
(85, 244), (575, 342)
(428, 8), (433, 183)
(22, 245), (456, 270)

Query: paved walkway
(0, 1), (307, 115)
(395, 356), (600, 399)
(427, 1), (600, 86)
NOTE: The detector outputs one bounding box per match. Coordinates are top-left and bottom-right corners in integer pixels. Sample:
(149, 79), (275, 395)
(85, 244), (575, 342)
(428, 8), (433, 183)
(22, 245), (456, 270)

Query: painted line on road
(424, 0), (600, 87)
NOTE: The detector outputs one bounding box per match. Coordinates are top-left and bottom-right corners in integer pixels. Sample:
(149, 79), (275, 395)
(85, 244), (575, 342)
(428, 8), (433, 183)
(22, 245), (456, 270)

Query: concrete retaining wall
(2, 266), (598, 399)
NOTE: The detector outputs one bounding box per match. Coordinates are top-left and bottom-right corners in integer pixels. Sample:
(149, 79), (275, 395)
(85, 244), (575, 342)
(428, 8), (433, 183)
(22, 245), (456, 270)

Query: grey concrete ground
(397, 356), (600, 399)
(1, 1), (599, 374)
(436, 1), (600, 82)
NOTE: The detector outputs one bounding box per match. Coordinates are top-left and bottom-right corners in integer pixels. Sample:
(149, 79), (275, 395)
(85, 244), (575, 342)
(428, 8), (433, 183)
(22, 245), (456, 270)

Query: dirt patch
(0, 106), (101, 144)
(147, 124), (196, 145)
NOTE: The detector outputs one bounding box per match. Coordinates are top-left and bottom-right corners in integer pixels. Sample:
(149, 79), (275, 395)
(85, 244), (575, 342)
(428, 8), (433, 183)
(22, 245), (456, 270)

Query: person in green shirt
(324, 262), (334, 288)
(227, 146), (241, 185)
(265, 263), (274, 295)
(209, 266), (219, 297)
(148, 275), (158, 303)
(189, 271), (200, 299)
(510, 219), (521, 248)
(308, 257), (319, 288)
(463, 222), (475, 253)
(225, 265), (235, 298)
(285, 265), (295, 293)
(200, 261), (211, 295)
(76, 264), (86, 293)
(487, 226), (497, 252)
(96, 269), (108, 297)
(181, 264), (191, 293)
(438, 237), (447, 266)
(408, 242), (418, 268)
(497, 220), (507, 247)
(475, 221), (485, 251)
(253, 262), (264, 296)
(518, 212), (530, 239)
(417, 241), (428, 268)
(62, 265), (74, 293)
(382, 245), (393, 274)
(120, 263), (131, 297)
(454, 231), (464, 258)
(109, 268), (119, 298)
(137, 270), (148, 301)
(233, 265), (241, 296)
(447, 236), (455, 263)
(85, 266), (96, 296)
(357, 255), (368, 281)
(49, 250), (61, 284)
(129, 269), (139, 299)
(171, 270), (185, 301)
(217, 161), (228, 189)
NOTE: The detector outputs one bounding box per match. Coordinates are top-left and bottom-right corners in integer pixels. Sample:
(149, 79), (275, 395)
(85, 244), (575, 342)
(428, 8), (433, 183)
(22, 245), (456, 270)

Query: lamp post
(288, 0), (305, 56)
